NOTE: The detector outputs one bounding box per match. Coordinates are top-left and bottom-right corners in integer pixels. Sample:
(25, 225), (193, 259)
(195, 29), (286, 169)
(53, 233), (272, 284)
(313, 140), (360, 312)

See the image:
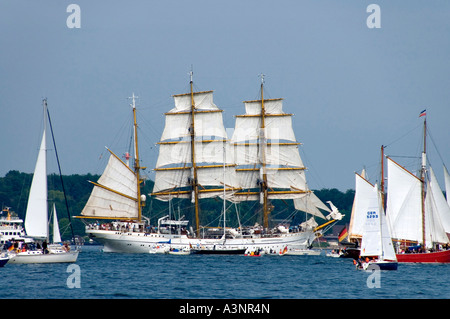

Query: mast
(259, 74), (270, 229)
(78, 96), (142, 221)
(223, 141), (226, 240)
(151, 76), (238, 236)
(43, 99), (49, 242)
(380, 145), (385, 210)
(130, 93), (143, 222)
(189, 71), (200, 236)
(231, 76), (330, 227)
(421, 117), (427, 247)
(46, 100), (76, 241)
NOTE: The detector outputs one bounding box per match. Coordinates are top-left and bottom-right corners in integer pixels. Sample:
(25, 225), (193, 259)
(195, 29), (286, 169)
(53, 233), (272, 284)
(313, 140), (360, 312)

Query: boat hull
(0, 257), (9, 267)
(339, 247), (360, 259)
(285, 249), (321, 256)
(168, 249), (191, 255)
(86, 228), (315, 254)
(192, 248), (247, 255)
(396, 250), (450, 263)
(362, 260), (398, 271)
(8, 250), (79, 264)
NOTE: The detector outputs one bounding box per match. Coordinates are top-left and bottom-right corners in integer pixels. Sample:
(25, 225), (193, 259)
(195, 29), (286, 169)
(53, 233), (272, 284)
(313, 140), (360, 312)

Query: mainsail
(231, 78), (330, 228)
(386, 157), (424, 244)
(25, 110), (48, 240)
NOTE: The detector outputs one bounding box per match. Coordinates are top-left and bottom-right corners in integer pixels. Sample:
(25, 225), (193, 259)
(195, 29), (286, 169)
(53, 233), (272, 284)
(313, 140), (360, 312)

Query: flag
(338, 227), (348, 242)
(419, 109), (426, 117)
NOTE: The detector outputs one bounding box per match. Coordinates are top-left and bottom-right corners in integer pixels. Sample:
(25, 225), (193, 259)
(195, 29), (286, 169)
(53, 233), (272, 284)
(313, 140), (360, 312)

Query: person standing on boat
(42, 241), (48, 254)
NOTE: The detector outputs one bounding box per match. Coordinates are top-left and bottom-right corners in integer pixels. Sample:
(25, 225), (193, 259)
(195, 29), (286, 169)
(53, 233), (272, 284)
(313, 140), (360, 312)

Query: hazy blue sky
(1, 1), (449, 191)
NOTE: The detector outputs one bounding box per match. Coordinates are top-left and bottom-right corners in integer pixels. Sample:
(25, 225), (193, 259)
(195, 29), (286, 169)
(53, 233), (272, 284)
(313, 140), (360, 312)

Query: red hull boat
(396, 250), (450, 263)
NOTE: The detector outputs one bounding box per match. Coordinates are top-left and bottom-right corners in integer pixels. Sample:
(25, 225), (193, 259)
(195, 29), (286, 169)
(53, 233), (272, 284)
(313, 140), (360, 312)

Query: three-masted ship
(81, 76), (342, 254)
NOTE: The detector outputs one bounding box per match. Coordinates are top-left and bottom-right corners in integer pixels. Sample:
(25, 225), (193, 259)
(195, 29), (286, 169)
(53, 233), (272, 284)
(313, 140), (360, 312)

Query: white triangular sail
(424, 166), (450, 246)
(81, 149), (139, 219)
(380, 202), (397, 261)
(444, 165), (450, 207)
(24, 127), (48, 240)
(385, 158), (423, 243)
(349, 173), (376, 240)
(52, 203), (62, 244)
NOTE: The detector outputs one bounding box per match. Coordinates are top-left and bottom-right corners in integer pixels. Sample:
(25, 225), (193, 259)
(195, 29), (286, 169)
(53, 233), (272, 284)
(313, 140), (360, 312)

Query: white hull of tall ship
(79, 89), (343, 255)
(8, 249), (79, 264)
(86, 228), (315, 254)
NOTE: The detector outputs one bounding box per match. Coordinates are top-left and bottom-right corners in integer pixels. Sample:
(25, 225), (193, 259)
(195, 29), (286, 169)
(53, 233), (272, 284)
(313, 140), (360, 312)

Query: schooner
(81, 75), (342, 254)
(385, 115), (450, 262)
(347, 114), (450, 263)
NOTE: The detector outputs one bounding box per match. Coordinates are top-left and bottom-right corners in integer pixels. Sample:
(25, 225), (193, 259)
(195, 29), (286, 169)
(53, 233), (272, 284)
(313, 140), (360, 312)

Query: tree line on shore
(0, 170), (355, 241)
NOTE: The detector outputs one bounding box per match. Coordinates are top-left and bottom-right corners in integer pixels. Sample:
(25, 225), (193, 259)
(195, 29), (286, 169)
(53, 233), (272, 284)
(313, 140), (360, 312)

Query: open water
(1, 245), (449, 300)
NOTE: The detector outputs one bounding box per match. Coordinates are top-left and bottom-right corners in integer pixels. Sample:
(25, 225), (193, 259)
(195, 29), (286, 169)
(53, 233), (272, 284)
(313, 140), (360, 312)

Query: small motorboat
(0, 253), (9, 267)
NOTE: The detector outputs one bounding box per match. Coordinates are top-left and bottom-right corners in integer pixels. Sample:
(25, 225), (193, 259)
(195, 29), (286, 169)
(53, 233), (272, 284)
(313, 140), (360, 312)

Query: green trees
(0, 170), (354, 240)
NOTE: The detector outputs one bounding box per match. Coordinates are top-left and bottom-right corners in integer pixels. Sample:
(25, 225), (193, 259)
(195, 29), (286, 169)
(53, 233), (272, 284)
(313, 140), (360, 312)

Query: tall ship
(81, 76), (342, 253)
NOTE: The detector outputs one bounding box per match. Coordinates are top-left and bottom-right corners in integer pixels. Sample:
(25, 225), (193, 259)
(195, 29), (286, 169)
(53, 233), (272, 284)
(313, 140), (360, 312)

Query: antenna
(189, 65), (194, 83)
(259, 73), (265, 85)
(128, 93), (138, 109)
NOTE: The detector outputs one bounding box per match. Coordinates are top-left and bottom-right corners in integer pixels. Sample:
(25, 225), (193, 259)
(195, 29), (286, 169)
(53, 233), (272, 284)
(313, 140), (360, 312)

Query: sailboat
(385, 114), (450, 263)
(81, 76), (342, 254)
(358, 183), (397, 270)
(344, 171), (372, 259)
(8, 99), (79, 264)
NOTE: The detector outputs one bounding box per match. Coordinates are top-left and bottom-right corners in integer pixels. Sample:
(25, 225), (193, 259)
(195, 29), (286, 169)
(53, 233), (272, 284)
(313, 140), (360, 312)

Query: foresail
(81, 150), (139, 219)
(380, 202), (397, 261)
(25, 129), (48, 240)
(349, 173), (375, 240)
(424, 166), (450, 245)
(52, 203), (62, 243)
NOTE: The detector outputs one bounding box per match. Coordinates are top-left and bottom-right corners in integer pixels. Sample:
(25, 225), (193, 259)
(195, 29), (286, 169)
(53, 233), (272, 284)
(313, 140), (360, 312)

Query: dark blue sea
(1, 245), (449, 307)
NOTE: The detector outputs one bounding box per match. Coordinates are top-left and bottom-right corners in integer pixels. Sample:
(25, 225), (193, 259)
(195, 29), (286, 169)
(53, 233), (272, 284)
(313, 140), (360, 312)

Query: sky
(1, 1), (449, 192)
